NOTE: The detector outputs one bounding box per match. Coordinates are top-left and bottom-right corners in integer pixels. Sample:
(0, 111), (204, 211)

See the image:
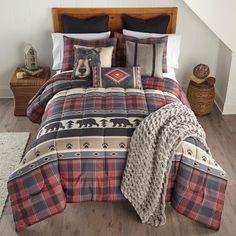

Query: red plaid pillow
(62, 36), (117, 72)
(114, 32), (168, 73)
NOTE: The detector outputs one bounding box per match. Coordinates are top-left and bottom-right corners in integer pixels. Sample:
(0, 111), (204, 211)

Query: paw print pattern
(102, 143), (108, 148)
(49, 145), (55, 151)
(35, 151), (40, 157)
(187, 149), (193, 156)
(66, 143), (73, 149)
(83, 142), (90, 148)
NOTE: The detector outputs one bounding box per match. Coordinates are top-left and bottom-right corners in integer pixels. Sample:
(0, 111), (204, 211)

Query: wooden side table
(10, 67), (51, 116)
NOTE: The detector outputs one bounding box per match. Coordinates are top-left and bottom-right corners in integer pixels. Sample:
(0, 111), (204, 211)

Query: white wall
(223, 53), (236, 114)
(0, 0), (221, 99)
(214, 41), (232, 111)
(183, 0), (236, 114)
(183, 0), (236, 52)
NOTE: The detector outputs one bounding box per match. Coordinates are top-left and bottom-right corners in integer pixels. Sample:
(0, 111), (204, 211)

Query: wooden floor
(0, 99), (236, 236)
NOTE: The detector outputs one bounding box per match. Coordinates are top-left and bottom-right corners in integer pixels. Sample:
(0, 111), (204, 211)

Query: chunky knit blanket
(121, 102), (211, 227)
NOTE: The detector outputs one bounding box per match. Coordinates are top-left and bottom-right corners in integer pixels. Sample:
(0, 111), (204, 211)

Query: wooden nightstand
(10, 67), (51, 116)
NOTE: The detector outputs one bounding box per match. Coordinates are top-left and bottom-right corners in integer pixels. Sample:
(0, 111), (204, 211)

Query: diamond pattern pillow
(114, 32), (168, 72)
(92, 67), (143, 89)
(62, 36), (117, 71)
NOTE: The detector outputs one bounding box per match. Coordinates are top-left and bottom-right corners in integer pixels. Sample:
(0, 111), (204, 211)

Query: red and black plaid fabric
(114, 32), (168, 72)
(8, 72), (227, 231)
(8, 161), (66, 231)
(166, 154), (227, 230)
(62, 36), (117, 71)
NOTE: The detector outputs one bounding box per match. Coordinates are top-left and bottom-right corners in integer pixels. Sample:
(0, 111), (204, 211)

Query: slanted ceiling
(183, 0), (236, 52)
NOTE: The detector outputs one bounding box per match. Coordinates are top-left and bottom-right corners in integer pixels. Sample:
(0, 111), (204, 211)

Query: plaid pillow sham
(62, 36), (117, 72)
(114, 32), (168, 73)
(93, 66), (143, 89)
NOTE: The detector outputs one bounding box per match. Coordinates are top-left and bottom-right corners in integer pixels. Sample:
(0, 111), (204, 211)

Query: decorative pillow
(62, 36), (117, 71)
(92, 67), (143, 89)
(114, 33), (168, 72)
(51, 32), (111, 70)
(126, 41), (164, 78)
(123, 29), (181, 69)
(123, 15), (170, 34)
(72, 47), (101, 80)
(61, 15), (109, 33)
(74, 45), (114, 67)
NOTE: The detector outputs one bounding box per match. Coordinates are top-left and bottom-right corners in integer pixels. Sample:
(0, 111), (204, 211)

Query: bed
(7, 8), (227, 232)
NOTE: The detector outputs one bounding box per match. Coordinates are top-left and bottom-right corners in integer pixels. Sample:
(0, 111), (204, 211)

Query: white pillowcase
(52, 32), (111, 70)
(123, 29), (181, 69)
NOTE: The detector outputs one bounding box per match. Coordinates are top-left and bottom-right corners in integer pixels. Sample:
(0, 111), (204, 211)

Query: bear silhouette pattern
(109, 118), (133, 127)
(76, 118), (99, 128)
(44, 122), (65, 133)
(133, 119), (141, 126)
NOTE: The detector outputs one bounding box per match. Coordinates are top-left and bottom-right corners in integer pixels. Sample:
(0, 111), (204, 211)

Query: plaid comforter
(7, 72), (227, 231)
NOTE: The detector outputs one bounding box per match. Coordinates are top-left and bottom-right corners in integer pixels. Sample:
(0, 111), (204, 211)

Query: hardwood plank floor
(0, 99), (236, 236)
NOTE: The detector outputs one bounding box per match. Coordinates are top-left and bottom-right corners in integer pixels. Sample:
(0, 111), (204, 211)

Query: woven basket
(187, 81), (215, 116)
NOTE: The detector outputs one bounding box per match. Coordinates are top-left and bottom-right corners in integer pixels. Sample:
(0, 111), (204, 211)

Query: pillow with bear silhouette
(92, 66), (143, 89)
(62, 36), (117, 71)
(72, 47), (101, 80)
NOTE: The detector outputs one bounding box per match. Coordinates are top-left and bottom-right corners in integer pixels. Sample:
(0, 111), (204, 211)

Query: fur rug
(0, 132), (30, 218)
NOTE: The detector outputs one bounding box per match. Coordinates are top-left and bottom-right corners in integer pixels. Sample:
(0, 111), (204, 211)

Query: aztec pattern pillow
(62, 36), (117, 71)
(114, 32), (168, 72)
(123, 15), (170, 34)
(72, 47), (101, 80)
(92, 66), (143, 89)
(126, 41), (165, 78)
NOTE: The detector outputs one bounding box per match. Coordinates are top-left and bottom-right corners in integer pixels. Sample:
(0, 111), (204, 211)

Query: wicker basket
(187, 81), (215, 116)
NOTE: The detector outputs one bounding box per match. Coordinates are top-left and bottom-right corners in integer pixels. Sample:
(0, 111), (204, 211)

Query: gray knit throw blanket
(121, 102), (210, 227)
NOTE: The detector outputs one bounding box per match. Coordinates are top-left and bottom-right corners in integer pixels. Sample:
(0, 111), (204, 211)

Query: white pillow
(52, 32), (111, 70)
(123, 29), (181, 69)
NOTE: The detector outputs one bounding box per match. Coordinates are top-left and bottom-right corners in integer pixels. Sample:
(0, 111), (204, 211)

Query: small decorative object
(16, 72), (26, 79)
(187, 64), (216, 116)
(207, 77), (216, 87)
(193, 64), (210, 79)
(24, 44), (38, 70)
(190, 74), (208, 84)
(20, 67), (44, 77)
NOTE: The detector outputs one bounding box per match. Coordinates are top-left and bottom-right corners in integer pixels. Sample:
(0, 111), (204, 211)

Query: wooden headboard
(52, 8), (177, 34)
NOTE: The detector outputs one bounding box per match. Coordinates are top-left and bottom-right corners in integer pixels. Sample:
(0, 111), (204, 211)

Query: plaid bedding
(7, 72), (227, 231)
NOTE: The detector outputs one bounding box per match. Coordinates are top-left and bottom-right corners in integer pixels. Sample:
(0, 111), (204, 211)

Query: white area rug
(0, 132), (30, 218)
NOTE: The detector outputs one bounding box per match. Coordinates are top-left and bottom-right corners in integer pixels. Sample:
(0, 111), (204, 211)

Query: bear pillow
(72, 47), (101, 80)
